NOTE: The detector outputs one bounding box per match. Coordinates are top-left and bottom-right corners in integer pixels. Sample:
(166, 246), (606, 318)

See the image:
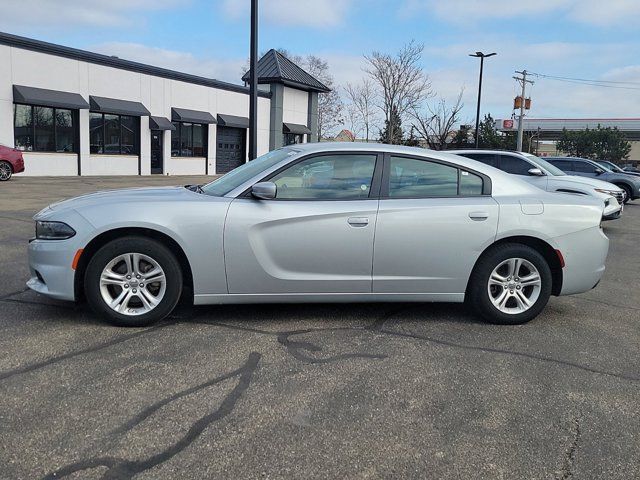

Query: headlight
(594, 188), (618, 196)
(35, 221), (76, 240)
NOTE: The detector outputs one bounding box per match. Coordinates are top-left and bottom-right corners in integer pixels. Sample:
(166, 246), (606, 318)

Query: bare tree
(410, 89), (464, 150)
(364, 41), (431, 144)
(344, 79), (377, 141)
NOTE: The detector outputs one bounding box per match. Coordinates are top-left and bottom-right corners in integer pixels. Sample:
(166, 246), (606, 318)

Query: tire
(616, 184), (632, 204)
(84, 236), (183, 327)
(0, 161), (12, 181)
(467, 243), (552, 325)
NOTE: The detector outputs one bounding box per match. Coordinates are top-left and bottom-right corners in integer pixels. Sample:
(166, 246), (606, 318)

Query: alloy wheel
(0, 162), (11, 181)
(99, 252), (166, 316)
(487, 257), (542, 314)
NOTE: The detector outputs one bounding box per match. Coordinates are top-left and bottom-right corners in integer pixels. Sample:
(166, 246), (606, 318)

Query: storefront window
(89, 112), (139, 155)
(283, 133), (304, 146)
(171, 122), (207, 157)
(14, 104), (78, 153)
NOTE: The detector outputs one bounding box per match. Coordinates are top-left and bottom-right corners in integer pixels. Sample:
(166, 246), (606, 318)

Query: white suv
(450, 150), (623, 220)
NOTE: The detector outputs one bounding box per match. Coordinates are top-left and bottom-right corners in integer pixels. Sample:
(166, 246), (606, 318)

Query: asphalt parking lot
(1, 176), (639, 480)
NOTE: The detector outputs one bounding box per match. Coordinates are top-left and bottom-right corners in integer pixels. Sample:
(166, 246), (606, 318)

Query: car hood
(41, 186), (201, 215)
(555, 174), (622, 191)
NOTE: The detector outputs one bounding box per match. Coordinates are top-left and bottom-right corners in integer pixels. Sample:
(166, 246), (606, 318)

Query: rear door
(224, 152), (382, 294)
(372, 154), (499, 295)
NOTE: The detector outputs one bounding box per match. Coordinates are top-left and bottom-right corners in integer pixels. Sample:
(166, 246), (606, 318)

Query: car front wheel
(0, 161), (12, 181)
(468, 243), (552, 325)
(84, 236), (183, 327)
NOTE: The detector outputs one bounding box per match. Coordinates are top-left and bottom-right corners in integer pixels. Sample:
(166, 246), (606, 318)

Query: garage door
(216, 126), (246, 174)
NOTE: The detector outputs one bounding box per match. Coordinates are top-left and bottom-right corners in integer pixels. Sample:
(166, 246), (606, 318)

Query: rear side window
(459, 170), (484, 195)
(573, 161), (598, 174)
(461, 153), (497, 167)
(388, 156), (484, 197)
(550, 159), (574, 172)
(498, 155), (532, 175)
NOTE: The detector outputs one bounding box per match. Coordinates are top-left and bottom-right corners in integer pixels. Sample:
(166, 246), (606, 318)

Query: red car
(0, 144), (25, 181)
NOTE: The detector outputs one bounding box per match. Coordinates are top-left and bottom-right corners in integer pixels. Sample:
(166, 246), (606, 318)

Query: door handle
(468, 211), (489, 221)
(347, 217), (369, 227)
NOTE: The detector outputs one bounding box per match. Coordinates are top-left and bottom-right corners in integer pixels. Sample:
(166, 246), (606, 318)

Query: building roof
(242, 49), (331, 93)
(495, 118), (640, 140)
(0, 31), (271, 98)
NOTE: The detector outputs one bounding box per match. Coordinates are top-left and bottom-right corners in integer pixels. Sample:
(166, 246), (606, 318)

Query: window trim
(89, 111), (140, 156)
(13, 103), (79, 154)
(171, 121), (208, 158)
(380, 152), (492, 199)
(239, 150), (384, 201)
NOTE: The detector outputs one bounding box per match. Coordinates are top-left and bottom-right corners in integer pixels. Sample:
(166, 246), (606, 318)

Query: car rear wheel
(467, 243), (552, 325)
(84, 236), (183, 327)
(0, 161), (12, 181)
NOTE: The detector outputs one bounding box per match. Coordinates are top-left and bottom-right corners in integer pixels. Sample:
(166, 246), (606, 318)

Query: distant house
(335, 129), (356, 142)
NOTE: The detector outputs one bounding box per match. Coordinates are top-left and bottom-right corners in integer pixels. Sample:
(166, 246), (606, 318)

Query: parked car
(547, 157), (640, 203)
(28, 143), (609, 327)
(0, 143), (25, 181)
(449, 150), (624, 220)
(622, 164), (640, 173)
(597, 160), (640, 178)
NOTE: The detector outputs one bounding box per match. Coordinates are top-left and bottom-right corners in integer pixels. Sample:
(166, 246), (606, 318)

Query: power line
(529, 71), (640, 90)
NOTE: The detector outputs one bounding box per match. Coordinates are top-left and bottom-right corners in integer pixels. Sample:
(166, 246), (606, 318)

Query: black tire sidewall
(469, 243), (552, 325)
(84, 236), (183, 327)
(618, 184), (632, 204)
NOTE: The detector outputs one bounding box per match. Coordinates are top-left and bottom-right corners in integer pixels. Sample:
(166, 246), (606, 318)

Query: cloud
(91, 42), (246, 84)
(221, 0), (354, 27)
(400, 0), (640, 27)
(0, 0), (187, 29)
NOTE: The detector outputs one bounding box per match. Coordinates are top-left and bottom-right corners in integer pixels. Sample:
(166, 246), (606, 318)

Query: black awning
(13, 85), (89, 109)
(89, 96), (150, 116)
(171, 108), (216, 124)
(217, 114), (249, 129)
(283, 122), (312, 135)
(149, 116), (176, 130)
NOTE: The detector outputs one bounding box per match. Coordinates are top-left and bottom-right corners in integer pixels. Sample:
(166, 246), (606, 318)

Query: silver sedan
(27, 143), (609, 326)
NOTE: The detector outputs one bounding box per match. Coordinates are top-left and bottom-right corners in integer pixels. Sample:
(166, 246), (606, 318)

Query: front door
(373, 154), (499, 294)
(224, 152), (381, 294)
(150, 130), (163, 174)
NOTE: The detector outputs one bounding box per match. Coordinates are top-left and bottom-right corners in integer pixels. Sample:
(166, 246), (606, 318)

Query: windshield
(521, 153), (566, 176)
(599, 161), (622, 172)
(201, 148), (299, 196)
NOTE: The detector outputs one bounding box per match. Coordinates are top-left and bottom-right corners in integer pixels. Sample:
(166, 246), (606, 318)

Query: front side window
(550, 159), (574, 172)
(389, 156), (458, 197)
(497, 155), (532, 175)
(89, 112), (139, 155)
(271, 154), (377, 199)
(171, 122), (207, 157)
(14, 104), (77, 153)
(574, 161), (598, 174)
(462, 153), (497, 167)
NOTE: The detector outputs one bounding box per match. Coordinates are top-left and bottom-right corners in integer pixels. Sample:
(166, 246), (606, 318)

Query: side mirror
(527, 168), (545, 176)
(251, 182), (277, 200)
(594, 168), (604, 175)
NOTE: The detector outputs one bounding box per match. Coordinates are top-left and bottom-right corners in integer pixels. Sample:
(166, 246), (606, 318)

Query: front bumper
(27, 210), (92, 302)
(602, 196), (622, 220)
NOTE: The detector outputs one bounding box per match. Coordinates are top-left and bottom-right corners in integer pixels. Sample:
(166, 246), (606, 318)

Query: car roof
(447, 149), (525, 156)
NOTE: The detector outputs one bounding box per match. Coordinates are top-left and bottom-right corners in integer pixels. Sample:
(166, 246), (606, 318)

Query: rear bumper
(556, 226), (609, 295)
(13, 159), (25, 173)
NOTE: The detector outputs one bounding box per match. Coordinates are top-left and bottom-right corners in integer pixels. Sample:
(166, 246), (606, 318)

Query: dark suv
(0, 144), (25, 181)
(547, 157), (640, 203)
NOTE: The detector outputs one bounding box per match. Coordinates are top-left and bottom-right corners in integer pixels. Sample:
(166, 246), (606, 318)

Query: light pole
(469, 51), (496, 148)
(248, 0), (258, 160)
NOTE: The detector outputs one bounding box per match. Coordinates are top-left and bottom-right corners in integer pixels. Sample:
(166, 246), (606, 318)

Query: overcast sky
(1, 0), (639, 123)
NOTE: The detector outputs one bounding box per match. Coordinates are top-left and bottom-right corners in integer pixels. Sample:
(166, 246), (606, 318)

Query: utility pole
(248, 0), (258, 160)
(469, 52), (496, 148)
(513, 70), (534, 152)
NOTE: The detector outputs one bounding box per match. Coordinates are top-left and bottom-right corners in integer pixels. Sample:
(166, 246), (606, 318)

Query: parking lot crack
(555, 416), (581, 480)
(42, 352), (261, 480)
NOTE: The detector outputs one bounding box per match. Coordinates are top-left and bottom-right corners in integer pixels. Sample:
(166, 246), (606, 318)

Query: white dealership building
(0, 32), (328, 176)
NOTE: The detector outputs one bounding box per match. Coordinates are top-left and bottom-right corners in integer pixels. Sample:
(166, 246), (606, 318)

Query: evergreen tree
(379, 106), (404, 144)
